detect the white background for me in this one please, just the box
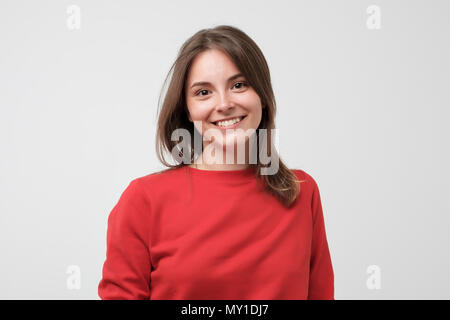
[0,0,449,299]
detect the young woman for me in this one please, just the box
[98,25,334,300]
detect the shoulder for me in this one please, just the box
[290,169,324,217]
[114,167,186,209]
[131,166,187,191]
[290,168,319,190]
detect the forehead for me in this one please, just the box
[187,49,241,83]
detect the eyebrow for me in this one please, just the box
[189,73,245,89]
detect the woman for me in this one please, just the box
[98,25,334,300]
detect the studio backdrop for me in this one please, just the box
[0,0,449,299]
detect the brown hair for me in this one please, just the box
[155,25,303,207]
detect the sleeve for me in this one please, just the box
[98,179,152,300]
[307,177,335,300]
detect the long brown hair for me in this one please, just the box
[155,25,303,207]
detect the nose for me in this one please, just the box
[215,91,235,113]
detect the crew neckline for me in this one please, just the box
[185,165,257,182]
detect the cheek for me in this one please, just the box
[239,91,262,111]
[248,112,262,130]
[242,94,262,121]
[186,101,212,135]
[187,101,211,121]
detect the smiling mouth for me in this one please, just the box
[211,115,247,127]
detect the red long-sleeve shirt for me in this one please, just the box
[98,166,334,299]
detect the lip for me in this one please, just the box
[211,115,247,123]
[210,115,247,130]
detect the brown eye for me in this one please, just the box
[234,82,247,89]
[196,89,209,97]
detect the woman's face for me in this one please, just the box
[185,49,263,155]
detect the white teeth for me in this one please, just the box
[216,117,242,127]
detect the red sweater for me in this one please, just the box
[98,166,334,300]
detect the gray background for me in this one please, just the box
[1,0,449,299]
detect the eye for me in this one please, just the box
[233,81,247,89]
[195,82,247,97]
[195,89,209,97]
